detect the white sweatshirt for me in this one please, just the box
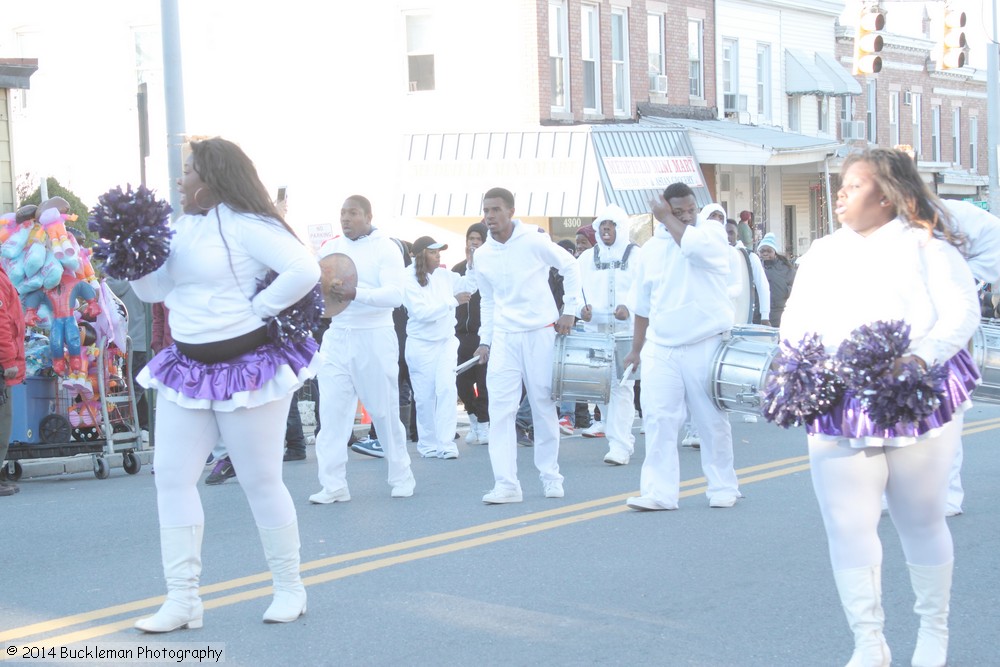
[402,264,477,342]
[629,219,733,347]
[576,217,640,334]
[318,229,405,330]
[130,205,319,344]
[474,220,582,346]
[780,218,979,365]
[943,199,1000,283]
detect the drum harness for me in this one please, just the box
[593,242,637,336]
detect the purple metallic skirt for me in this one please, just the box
[806,348,980,446]
[137,337,319,412]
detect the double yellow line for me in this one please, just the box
[4,417,997,651]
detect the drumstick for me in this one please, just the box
[455,357,480,375]
[619,363,635,386]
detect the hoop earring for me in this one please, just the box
[193,187,215,212]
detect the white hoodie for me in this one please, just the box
[629,216,733,346]
[474,219,582,346]
[576,204,640,333]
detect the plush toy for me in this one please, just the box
[23,271,101,385]
[38,206,77,262]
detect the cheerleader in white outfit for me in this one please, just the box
[779,148,980,667]
[130,138,320,631]
[403,236,477,459]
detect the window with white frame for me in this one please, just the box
[911,93,922,158]
[405,13,435,92]
[840,95,855,139]
[688,20,704,99]
[611,8,630,115]
[818,96,829,133]
[931,106,941,161]
[952,107,961,166]
[647,13,666,94]
[582,4,601,112]
[866,80,877,143]
[756,43,771,121]
[889,92,899,146]
[970,116,978,169]
[549,1,570,111]
[722,38,738,113]
[787,96,800,131]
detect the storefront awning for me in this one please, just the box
[641,117,840,167]
[397,125,712,218]
[786,50,860,97]
[0,58,38,89]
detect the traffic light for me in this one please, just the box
[936,10,967,70]
[853,8,885,75]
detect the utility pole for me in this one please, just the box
[160,0,185,218]
[988,0,999,213]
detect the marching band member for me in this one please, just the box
[576,204,641,465]
[622,183,741,511]
[472,187,581,503]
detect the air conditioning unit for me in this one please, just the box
[650,75,668,94]
[724,93,738,112]
[903,90,912,105]
[840,120,866,140]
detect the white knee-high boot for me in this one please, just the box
[135,525,204,633]
[909,561,952,667]
[258,521,307,623]
[833,565,892,667]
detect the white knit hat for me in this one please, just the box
[757,232,780,253]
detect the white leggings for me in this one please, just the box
[808,415,960,571]
[152,393,296,530]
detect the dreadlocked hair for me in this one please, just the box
[842,147,965,252]
[414,249,432,287]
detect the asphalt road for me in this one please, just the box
[1,404,998,667]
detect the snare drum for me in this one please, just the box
[551,332,614,403]
[613,332,639,381]
[710,335,780,415]
[729,324,780,343]
[971,320,1000,403]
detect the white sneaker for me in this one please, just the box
[309,486,351,504]
[391,472,416,498]
[438,449,459,460]
[681,431,700,447]
[482,486,523,504]
[581,421,605,438]
[709,494,739,508]
[558,416,574,435]
[603,451,629,466]
[543,480,564,498]
[465,415,479,444]
[626,495,677,511]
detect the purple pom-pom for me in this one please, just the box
[763,332,844,428]
[88,184,173,280]
[256,271,323,343]
[862,361,948,429]
[836,320,911,392]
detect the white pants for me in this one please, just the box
[486,328,562,491]
[153,393,295,529]
[599,379,636,457]
[406,336,460,457]
[946,440,964,513]
[808,415,961,571]
[314,327,412,491]
[638,335,739,507]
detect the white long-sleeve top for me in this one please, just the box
[943,199,1000,283]
[576,239,640,333]
[780,219,979,365]
[318,229,405,330]
[735,241,771,320]
[474,220,582,346]
[630,219,733,346]
[403,264,477,342]
[130,205,319,344]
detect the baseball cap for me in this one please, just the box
[411,235,448,255]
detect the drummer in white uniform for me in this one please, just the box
[576,204,641,465]
[622,183,741,510]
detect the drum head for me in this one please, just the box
[319,252,359,318]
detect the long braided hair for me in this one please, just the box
[413,249,433,287]
[842,147,965,251]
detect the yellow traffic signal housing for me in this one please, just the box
[853,9,885,75]
[937,10,967,70]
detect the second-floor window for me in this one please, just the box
[970,116,979,169]
[952,107,961,166]
[931,106,941,161]
[787,96,800,131]
[688,20,703,99]
[866,80,877,143]
[889,92,899,146]
[911,93,922,158]
[648,13,666,94]
[818,96,829,133]
[722,38,738,113]
[756,43,771,121]
[582,4,601,112]
[405,14,434,92]
[611,8,630,115]
[549,0,570,111]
